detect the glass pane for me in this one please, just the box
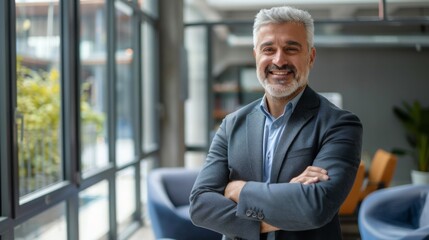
[184,26,207,147]
[79,180,109,240]
[15,202,66,239]
[140,157,155,222]
[138,0,158,18]
[15,0,63,197]
[79,0,109,174]
[115,2,135,166]
[141,22,159,152]
[116,167,136,234]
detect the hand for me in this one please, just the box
[224,180,246,203]
[290,166,329,184]
[260,221,280,233]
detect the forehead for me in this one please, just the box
[256,22,308,47]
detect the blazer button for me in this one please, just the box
[257,212,264,220]
[252,211,257,218]
[246,209,253,217]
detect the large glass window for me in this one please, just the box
[79,0,109,174]
[79,180,109,240]
[14,202,66,239]
[115,2,136,167]
[15,0,63,197]
[4,0,160,238]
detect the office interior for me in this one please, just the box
[0,0,428,239]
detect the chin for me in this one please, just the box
[258,74,308,99]
[265,81,300,98]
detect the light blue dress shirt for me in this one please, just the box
[259,91,304,182]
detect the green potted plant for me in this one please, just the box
[393,101,429,184]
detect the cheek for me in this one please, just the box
[294,58,311,71]
[257,57,271,69]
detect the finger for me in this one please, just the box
[302,169,329,180]
[305,166,328,174]
[291,176,316,184]
[292,174,329,184]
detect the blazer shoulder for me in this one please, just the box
[225,98,261,121]
[220,99,262,134]
[316,93,362,129]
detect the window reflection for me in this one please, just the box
[79,0,109,174]
[115,3,135,166]
[79,180,109,240]
[15,0,63,197]
[15,202,66,239]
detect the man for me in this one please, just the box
[189,6,362,240]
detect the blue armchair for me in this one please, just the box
[358,184,429,240]
[147,168,222,240]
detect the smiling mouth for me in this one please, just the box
[270,69,294,76]
[266,65,296,79]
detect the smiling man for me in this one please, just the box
[190,6,363,240]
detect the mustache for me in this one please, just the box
[265,64,297,76]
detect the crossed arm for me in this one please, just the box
[224,166,330,233]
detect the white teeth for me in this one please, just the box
[271,70,290,75]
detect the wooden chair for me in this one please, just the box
[339,161,366,215]
[339,162,366,238]
[359,149,397,201]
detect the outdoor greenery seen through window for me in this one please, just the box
[16,57,104,196]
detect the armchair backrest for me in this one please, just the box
[368,149,397,187]
[161,169,199,207]
[360,149,397,201]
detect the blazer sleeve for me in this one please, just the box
[236,111,363,231]
[189,116,261,240]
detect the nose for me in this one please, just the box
[273,50,288,66]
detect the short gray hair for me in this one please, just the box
[253,6,314,50]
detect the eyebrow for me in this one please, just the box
[259,41,274,50]
[259,40,303,50]
[286,40,302,48]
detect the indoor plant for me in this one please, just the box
[393,101,429,184]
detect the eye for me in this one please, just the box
[285,47,299,53]
[262,47,275,54]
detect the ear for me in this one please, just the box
[253,48,256,58]
[309,47,316,67]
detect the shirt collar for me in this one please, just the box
[259,89,305,120]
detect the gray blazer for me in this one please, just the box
[190,86,363,240]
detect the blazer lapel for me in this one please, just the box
[270,87,320,183]
[247,108,265,182]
